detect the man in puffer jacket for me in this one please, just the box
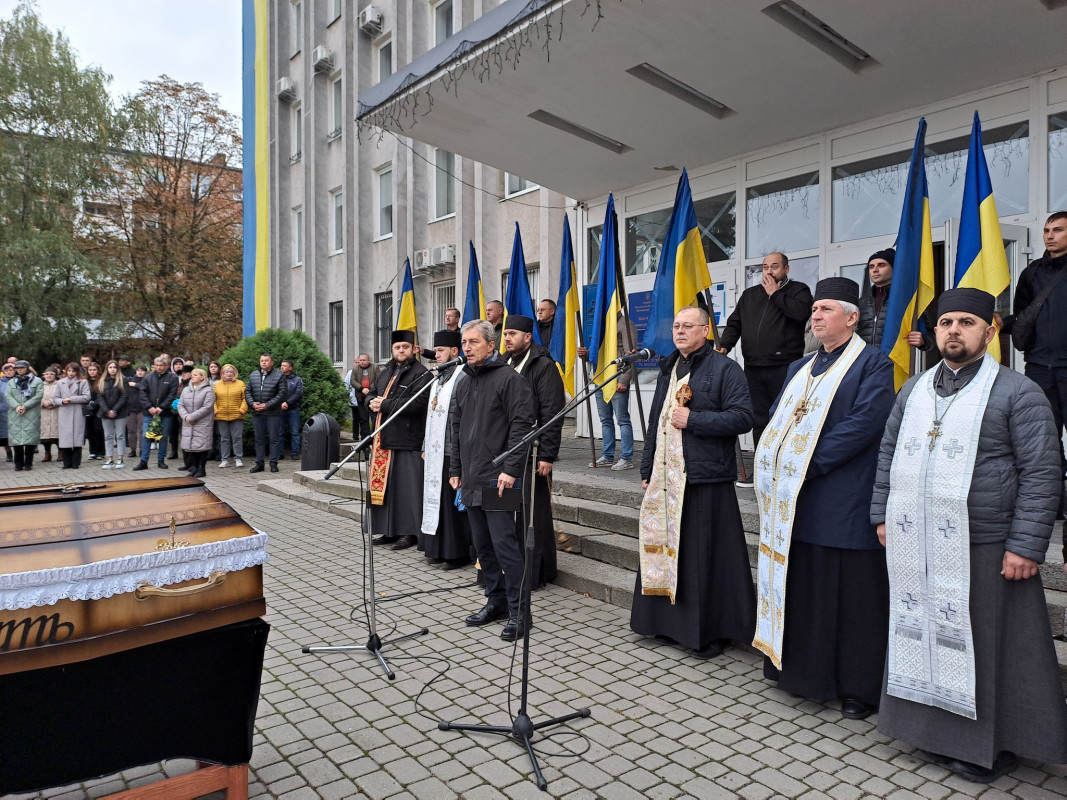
[244,353,286,473]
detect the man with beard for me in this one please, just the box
[367,331,432,550]
[872,288,1067,783]
[503,314,565,587]
[419,329,472,569]
[450,320,535,641]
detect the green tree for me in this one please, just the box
[0,2,121,365]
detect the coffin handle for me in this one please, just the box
[135,571,227,600]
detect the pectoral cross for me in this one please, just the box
[927,421,942,451]
[793,396,820,424]
[431,396,439,411]
[675,384,692,407]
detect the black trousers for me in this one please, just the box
[12,445,34,469]
[252,414,281,465]
[467,505,525,618]
[745,364,790,449]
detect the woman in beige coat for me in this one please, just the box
[39,367,60,462]
[56,363,90,469]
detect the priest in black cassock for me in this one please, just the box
[630,306,756,658]
[366,330,432,549]
[753,277,894,720]
[503,314,564,588]
[872,288,1067,783]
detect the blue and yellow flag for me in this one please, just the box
[241,0,270,335]
[588,195,622,402]
[882,118,936,391]
[396,258,419,346]
[642,168,712,354]
[501,222,538,352]
[461,241,485,324]
[550,215,581,390]
[953,111,1010,362]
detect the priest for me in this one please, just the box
[872,287,1067,783]
[419,329,472,569]
[630,306,756,657]
[754,277,894,720]
[366,330,432,549]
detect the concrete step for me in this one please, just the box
[551,495,640,538]
[554,550,635,610]
[258,477,363,521]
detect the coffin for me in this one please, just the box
[0,477,267,675]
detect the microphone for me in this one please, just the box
[433,354,467,370]
[611,348,655,366]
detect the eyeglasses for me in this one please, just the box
[672,323,708,331]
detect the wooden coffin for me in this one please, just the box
[0,477,267,675]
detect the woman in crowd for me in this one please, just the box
[168,357,186,459]
[84,361,105,459]
[56,363,90,468]
[39,367,60,462]
[96,359,128,469]
[0,361,13,463]
[178,367,216,478]
[7,360,43,471]
[208,360,222,385]
[213,363,246,468]
[125,363,146,461]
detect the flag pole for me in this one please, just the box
[574,308,598,467]
[610,216,647,440]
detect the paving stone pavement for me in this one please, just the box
[6,452,1067,799]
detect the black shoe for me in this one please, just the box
[841,699,877,720]
[133,462,148,471]
[947,751,1018,784]
[465,601,509,627]
[270,463,279,473]
[178,465,192,472]
[13,465,22,472]
[249,464,265,473]
[390,535,417,550]
[371,535,397,546]
[500,617,529,641]
[157,462,168,469]
[441,559,470,570]
[693,639,728,658]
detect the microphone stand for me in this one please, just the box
[303,367,442,679]
[436,367,626,790]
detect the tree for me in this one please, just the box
[0,2,121,365]
[89,77,243,360]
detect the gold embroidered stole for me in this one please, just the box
[752,334,866,668]
[637,366,689,602]
[369,370,400,506]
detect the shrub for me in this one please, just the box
[219,328,350,448]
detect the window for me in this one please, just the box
[625,191,736,276]
[330,190,344,253]
[376,37,393,83]
[331,0,342,23]
[190,174,211,200]
[434,149,456,218]
[291,0,302,55]
[374,292,393,360]
[746,171,819,258]
[329,76,343,139]
[329,302,344,362]
[587,224,604,284]
[433,283,456,330]
[292,207,304,266]
[293,309,303,331]
[1051,114,1067,212]
[376,166,393,238]
[434,0,454,45]
[505,173,538,197]
[290,104,302,163]
[500,266,539,306]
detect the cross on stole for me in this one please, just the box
[927,422,942,451]
[793,396,821,424]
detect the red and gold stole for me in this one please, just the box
[369,370,400,505]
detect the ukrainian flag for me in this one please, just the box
[588,195,622,402]
[241,0,270,334]
[501,222,538,352]
[461,241,486,324]
[396,258,419,346]
[642,168,712,355]
[882,118,936,391]
[550,215,581,390]
[953,111,1010,361]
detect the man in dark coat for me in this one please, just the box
[872,288,1067,784]
[133,356,179,470]
[344,353,380,441]
[857,247,934,351]
[535,299,556,347]
[278,359,304,459]
[754,278,895,721]
[503,314,565,587]
[630,306,756,658]
[367,330,432,550]
[718,251,813,455]
[245,353,286,473]
[450,319,535,641]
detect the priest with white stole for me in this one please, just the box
[754,277,895,721]
[871,287,1067,784]
[419,329,472,569]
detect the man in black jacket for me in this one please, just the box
[245,353,286,473]
[857,248,934,352]
[503,314,565,587]
[450,320,536,641]
[278,359,304,459]
[133,356,179,470]
[367,330,432,550]
[718,252,813,459]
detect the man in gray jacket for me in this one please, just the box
[245,353,286,473]
[871,288,1067,784]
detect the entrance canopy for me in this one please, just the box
[357,0,1067,201]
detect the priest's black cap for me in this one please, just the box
[433,329,461,348]
[937,288,995,324]
[503,314,534,334]
[391,330,416,345]
[813,277,860,306]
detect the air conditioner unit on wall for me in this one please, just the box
[430,244,456,267]
[358,5,383,35]
[312,45,334,73]
[276,76,296,101]
[413,249,432,271]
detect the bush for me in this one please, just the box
[219,328,350,448]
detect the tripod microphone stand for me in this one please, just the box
[437,368,624,790]
[303,367,441,680]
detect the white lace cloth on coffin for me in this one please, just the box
[0,531,269,611]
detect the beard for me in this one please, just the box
[938,338,984,365]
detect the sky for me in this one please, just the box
[0,0,244,119]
